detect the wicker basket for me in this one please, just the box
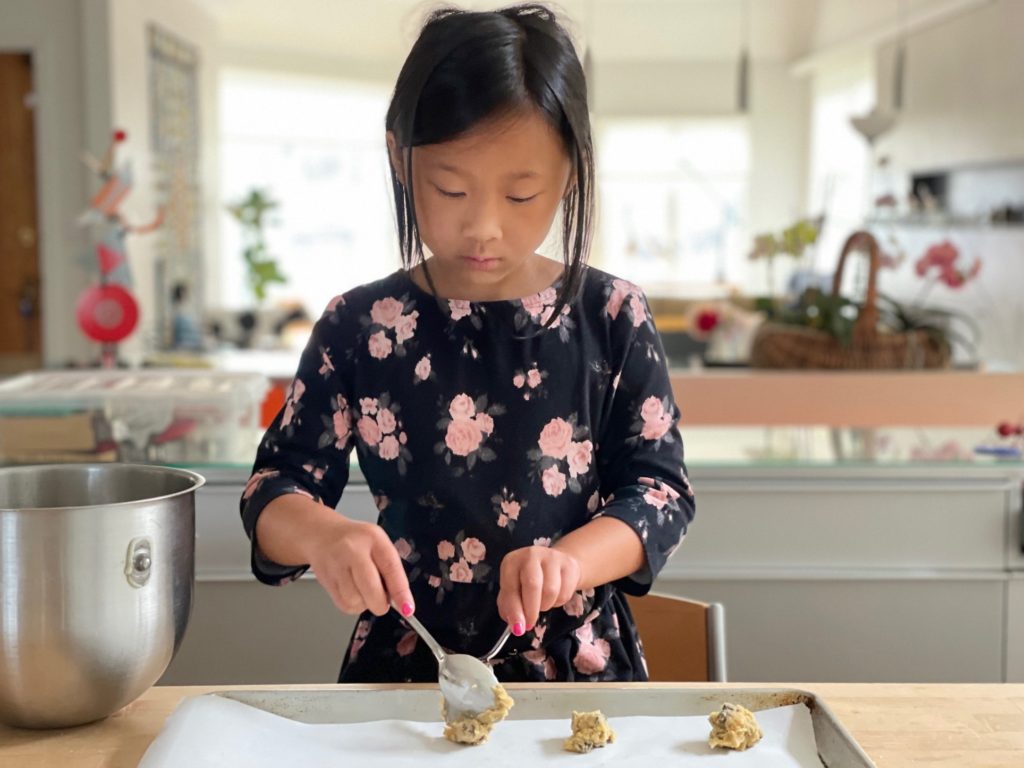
[749,231,952,370]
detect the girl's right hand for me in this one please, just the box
[304,517,415,618]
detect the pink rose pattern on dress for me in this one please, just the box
[427,531,494,604]
[513,285,576,342]
[242,269,694,683]
[512,365,548,401]
[354,392,412,474]
[435,392,505,476]
[491,488,526,532]
[529,414,594,497]
[363,294,419,360]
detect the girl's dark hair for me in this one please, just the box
[385,3,594,323]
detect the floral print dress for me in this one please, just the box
[240,266,695,682]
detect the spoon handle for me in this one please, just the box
[481,625,512,662]
[393,604,446,664]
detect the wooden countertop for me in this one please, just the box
[669,370,1024,426]
[1,683,1023,767]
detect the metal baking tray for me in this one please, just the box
[216,686,875,767]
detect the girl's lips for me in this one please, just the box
[462,255,499,270]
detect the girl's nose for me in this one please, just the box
[461,194,502,244]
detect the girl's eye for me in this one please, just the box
[508,194,538,204]
[435,186,465,199]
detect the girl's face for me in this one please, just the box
[389,107,573,298]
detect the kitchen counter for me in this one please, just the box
[2,683,1022,767]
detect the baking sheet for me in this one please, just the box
[139,689,834,767]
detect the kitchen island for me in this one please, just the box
[171,423,1024,686]
[1,683,1022,767]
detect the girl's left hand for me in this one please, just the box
[497,546,582,636]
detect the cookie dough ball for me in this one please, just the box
[443,684,515,746]
[708,702,762,751]
[563,710,616,753]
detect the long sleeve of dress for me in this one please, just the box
[592,286,695,595]
[239,297,357,585]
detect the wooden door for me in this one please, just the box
[0,53,42,374]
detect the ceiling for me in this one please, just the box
[203,0,820,65]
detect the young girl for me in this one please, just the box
[241,3,695,683]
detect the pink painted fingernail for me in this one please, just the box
[512,621,524,636]
[401,602,414,617]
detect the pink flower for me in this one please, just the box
[303,463,325,482]
[521,292,546,317]
[526,368,542,388]
[368,330,393,360]
[575,622,595,645]
[497,514,508,528]
[394,538,413,560]
[563,593,585,617]
[644,488,669,510]
[574,638,611,675]
[542,465,567,497]
[513,373,526,388]
[534,537,552,547]
[325,294,345,313]
[357,415,382,446]
[445,419,484,457]
[394,311,418,343]
[500,500,521,520]
[281,379,305,427]
[628,293,646,327]
[428,575,441,588]
[449,558,473,583]
[538,417,574,459]
[399,431,407,444]
[376,407,397,435]
[359,397,378,415]
[640,396,665,422]
[539,287,557,304]
[319,351,334,376]
[448,393,476,421]
[642,414,672,441]
[370,296,404,328]
[437,540,456,560]
[333,398,351,448]
[378,434,400,460]
[415,356,431,381]
[462,537,486,565]
[449,299,472,321]
[243,469,279,500]
[567,440,593,479]
[606,291,625,320]
[397,629,417,656]
[606,279,637,320]
[475,412,494,435]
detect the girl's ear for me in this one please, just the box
[386,132,407,187]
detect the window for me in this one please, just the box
[219,70,397,317]
[596,118,750,295]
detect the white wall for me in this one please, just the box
[875,0,1024,170]
[0,0,92,365]
[103,0,221,362]
[0,0,219,366]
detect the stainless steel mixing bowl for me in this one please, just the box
[0,463,204,728]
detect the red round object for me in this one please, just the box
[113,129,127,142]
[76,284,139,343]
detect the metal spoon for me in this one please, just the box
[396,607,512,721]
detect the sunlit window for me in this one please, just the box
[595,118,750,295]
[219,70,398,316]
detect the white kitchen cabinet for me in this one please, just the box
[172,462,1024,685]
